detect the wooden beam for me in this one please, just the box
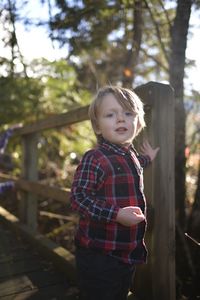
[16,179,71,204]
[135,82,175,300]
[14,105,89,136]
[20,133,38,230]
[39,211,77,222]
[0,173,70,204]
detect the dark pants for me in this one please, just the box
[75,247,135,300]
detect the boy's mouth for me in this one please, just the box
[115,127,128,132]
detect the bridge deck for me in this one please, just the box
[0,221,78,299]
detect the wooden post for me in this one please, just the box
[134,82,175,300]
[19,133,38,231]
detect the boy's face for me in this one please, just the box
[95,93,139,147]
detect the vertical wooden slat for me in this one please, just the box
[151,83,175,300]
[20,133,38,231]
[135,82,175,300]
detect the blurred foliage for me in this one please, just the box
[48,0,175,90]
[36,121,95,187]
[185,90,200,153]
[0,57,95,180]
[0,0,199,188]
[0,76,43,125]
[28,58,92,113]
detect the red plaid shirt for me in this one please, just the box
[70,138,151,265]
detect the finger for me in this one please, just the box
[143,140,150,148]
[155,147,160,154]
[132,206,142,214]
[140,145,147,153]
[133,213,145,221]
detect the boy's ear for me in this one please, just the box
[95,127,101,134]
[93,123,101,135]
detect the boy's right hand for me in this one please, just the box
[116,206,145,226]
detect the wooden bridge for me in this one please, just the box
[0,82,175,300]
[0,213,77,299]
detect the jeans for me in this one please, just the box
[75,247,135,300]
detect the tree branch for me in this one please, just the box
[143,0,170,64]
[140,47,169,72]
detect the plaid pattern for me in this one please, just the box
[70,138,151,265]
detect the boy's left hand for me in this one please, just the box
[140,140,159,162]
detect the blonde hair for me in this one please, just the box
[88,85,146,140]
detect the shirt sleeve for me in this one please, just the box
[137,154,151,168]
[70,150,119,223]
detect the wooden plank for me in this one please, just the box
[134,82,175,300]
[19,133,38,230]
[16,179,70,204]
[0,257,45,279]
[0,222,75,298]
[39,210,77,222]
[0,275,35,296]
[150,83,175,300]
[0,268,69,296]
[0,173,70,204]
[14,105,89,135]
[0,206,77,284]
[0,250,38,264]
[1,283,77,300]
[0,229,39,264]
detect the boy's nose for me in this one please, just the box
[117,113,125,122]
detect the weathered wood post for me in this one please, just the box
[20,133,38,231]
[134,82,175,300]
[15,105,89,230]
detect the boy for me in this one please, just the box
[70,86,159,300]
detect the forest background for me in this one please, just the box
[0,0,200,299]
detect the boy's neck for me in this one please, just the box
[99,137,133,149]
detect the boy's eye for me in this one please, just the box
[105,113,114,117]
[125,111,133,116]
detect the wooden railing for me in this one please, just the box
[0,81,175,300]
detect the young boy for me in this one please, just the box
[70,86,159,300]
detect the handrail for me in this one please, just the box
[0,173,70,204]
[14,105,89,135]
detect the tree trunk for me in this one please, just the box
[169,0,192,228]
[122,0,143,87]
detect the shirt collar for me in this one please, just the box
[98,137,135,156]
